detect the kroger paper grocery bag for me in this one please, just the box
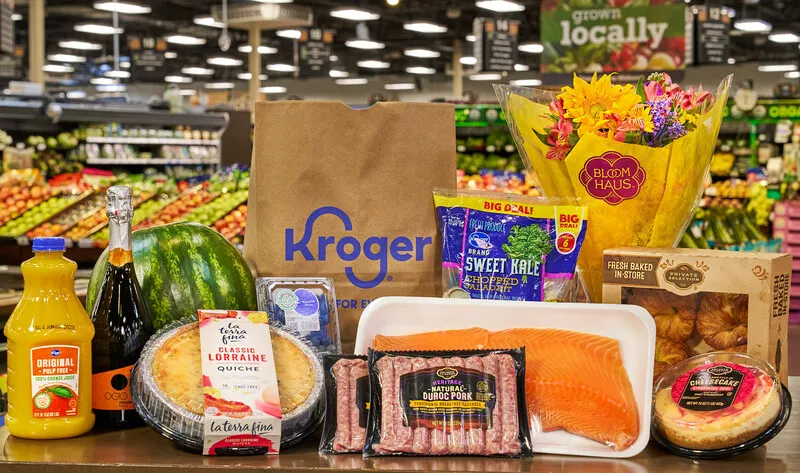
[245,101,456,343]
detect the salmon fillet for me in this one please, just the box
[371,327,638,451]
[490,328,638,450]
[372,327,491,352]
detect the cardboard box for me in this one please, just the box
[602,248,790,384]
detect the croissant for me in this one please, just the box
[697,293,748,349]
[722,344,747,353]
[626,288,699,342]
[654,337,691,380]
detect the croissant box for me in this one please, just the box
[602,248,790,384]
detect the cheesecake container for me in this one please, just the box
[651,352,791,459]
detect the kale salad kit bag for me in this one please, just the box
[245,102,456,344]
[433,190,588,302]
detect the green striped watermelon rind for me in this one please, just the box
[86,221,257,330]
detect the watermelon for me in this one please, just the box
[86,222,257,329]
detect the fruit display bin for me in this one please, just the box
[0,190,96,239]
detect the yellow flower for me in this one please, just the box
[559,73,642,137]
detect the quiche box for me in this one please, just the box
[602,248,790,384]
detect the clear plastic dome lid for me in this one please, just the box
[652,352,786,455]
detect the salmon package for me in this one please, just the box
[363,348,533,458]
[320,355,369,454]
[433,189,588,302]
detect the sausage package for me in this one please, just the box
[363,348,533,458]
[433,189,588,302]
[320,355,369,454]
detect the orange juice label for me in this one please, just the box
[30,346,80,418]
[92,365,135,411]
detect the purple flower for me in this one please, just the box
[644,98,687,147]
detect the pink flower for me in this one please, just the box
[678,85,712,110]
[546,114,574,161]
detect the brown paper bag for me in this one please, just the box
[244,101,456,343]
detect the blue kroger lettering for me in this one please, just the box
[285,206,432,289]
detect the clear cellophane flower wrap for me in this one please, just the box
[494,74,732,302]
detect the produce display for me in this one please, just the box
[652,353,787,457]
[0,194,82,237]
[133,190,217,230]
[85,222,258,330]
[26,191,108,238]
[183,189,248,226]
[681,201,769,250]
[0,185,52,227]
[87,196,175,242]
[363,348,533,457]
[457,170,539,196]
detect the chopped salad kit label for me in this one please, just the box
[434,190,588,301]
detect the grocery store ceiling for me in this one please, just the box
[10,0,800,83]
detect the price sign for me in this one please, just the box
[474,18,519,72]
[298,29,334,77]
[695,6,730,65]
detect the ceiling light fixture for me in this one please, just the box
[42,64,74,73]
[120,61,130,68]
[358,60,390,69]
[406,66,435,74]
[105,70,131,78]
[470,72,502,81]
[207,56,244,67]
[387,0,399,5]
[58,40,102,50]
[403,21,448,34]
[90,77,118,85]
[404,48,440,58]
[385,82,416,90]
[179,89,197,96]
[47,53,86,63]
[727,57,736,64]
[330,7,380,21]
[252,0,293,3]
[204,82,235,90]
[768,32,800,43]
[510,79,542,86]
[785,71,800,79]
[165,75,193,83]
[733,19,772,33]
[194,16,225,28]
[266,63,297,72]
[475,0,525,13]
[466,35,477,42]
[11,14,21,21]
[758,64,797,72]
[329,69,350,78]
[276,29,302,39]
[165,52,177,59]
[96,84,127,92]
[74,24,123,35]
[93,1,151,14]
[459,56,478,65]
[514,63,530,71]
[66,90,87,99]
[260,86,288,93]
[335,78,368,85]
[238,45,278,54]
[345,39,385,50]
[166,35,207,46]
[181,66,214,75]
[518,43,544,53]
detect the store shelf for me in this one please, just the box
[86,158,219,165]
[50,102,229,128]
[86,137,221,146]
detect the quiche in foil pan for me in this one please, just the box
[131,320,325,452]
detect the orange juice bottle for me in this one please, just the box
[4,237,95,438]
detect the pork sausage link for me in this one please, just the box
[332,359,352,452]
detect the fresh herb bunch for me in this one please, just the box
[502,225,554,261]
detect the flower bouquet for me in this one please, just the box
[495,72,732,301]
